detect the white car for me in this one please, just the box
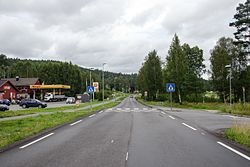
[66,97,76,104]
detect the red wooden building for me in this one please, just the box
[4,77,41,99]
[0,80,18,100]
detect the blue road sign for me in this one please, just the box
[167,83,175,92]
[88,86,95,93]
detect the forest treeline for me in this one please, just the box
[0,55,137,96]
[138,0,250,103]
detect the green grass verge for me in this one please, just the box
[137,97,250,116]
[225,122,250,148]
[0,98,125,149]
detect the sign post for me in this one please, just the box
[167,83,175,112]
[88,86,95,111]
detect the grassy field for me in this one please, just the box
[225,122,250,148]
[0,98,124,149]
[137,98,250,116]
[0,99,113,118]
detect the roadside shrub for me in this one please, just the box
[95,90,113,101]
[225,122,250,148]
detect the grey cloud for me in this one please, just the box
[0,0,244,75]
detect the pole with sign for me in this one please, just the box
[167,83,175,111]
[88,86,95,111]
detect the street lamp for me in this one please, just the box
[225,64,232,112]
[102,63,106,102]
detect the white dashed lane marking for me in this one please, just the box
[70,120,82,126]
[217,141,250,161]
[89,114,96,118]
[168,115,175,120]
[182,123,197,131]
[126,152,129,161]
[20,133,54,149]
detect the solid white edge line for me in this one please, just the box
[169,115,175,120]
[89,114,96,118]
[217,141,250,161]
[182,123,197,131]
[161,111,166,115]
[20,133,54,149]
[70,120,82,126]
[126,152,129,161]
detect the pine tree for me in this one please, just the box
[230,0,250,62]
[164,34,187,103]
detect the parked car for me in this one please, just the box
[66,97,76,104]
[19,99,47,108]
[0,99,10,106]
[0,105,9,111]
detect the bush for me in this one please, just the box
[156,93,168,101]
[95,90,113,101]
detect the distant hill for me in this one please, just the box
[0,54,137,95]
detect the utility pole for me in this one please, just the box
[102,63,106,102]
[225,65,232,113]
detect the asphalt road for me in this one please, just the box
[0,97,249,167]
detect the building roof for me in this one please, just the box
[0,80,6,87]
[4,78,40,86]
[0,80,19,91]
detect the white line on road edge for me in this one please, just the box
[217,141,250,161]
[168,115,175,120]
[126,152,129,161]
[182,123,197,131]
[161,111,166,115]
[20,133,54,149]
[89,114,96,118]
[70,120,82,126]
[99,111,104,114]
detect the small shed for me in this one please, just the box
[76,92,90,103]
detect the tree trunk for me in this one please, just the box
[178,89,182,104]
[223,93,227,104]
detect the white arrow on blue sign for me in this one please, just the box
[88,86,95,93]
[167,83,175,92]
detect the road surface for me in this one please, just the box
[0,97,249,167]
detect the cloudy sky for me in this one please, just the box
[0,0,243,75]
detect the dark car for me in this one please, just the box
[19,99,47,108]
[0,105,9,111]
[0,99,11,106]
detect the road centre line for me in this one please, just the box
[126,152,129,161]
[89,114,96,118]
[168,115,175,120]
[217,141,250,161]
[70,120,82,126]
[20,133,54,149]
[182,123,197,131]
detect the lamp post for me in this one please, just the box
[225,65,232,112]
[89,68,94,111]
[102,63,106,102]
